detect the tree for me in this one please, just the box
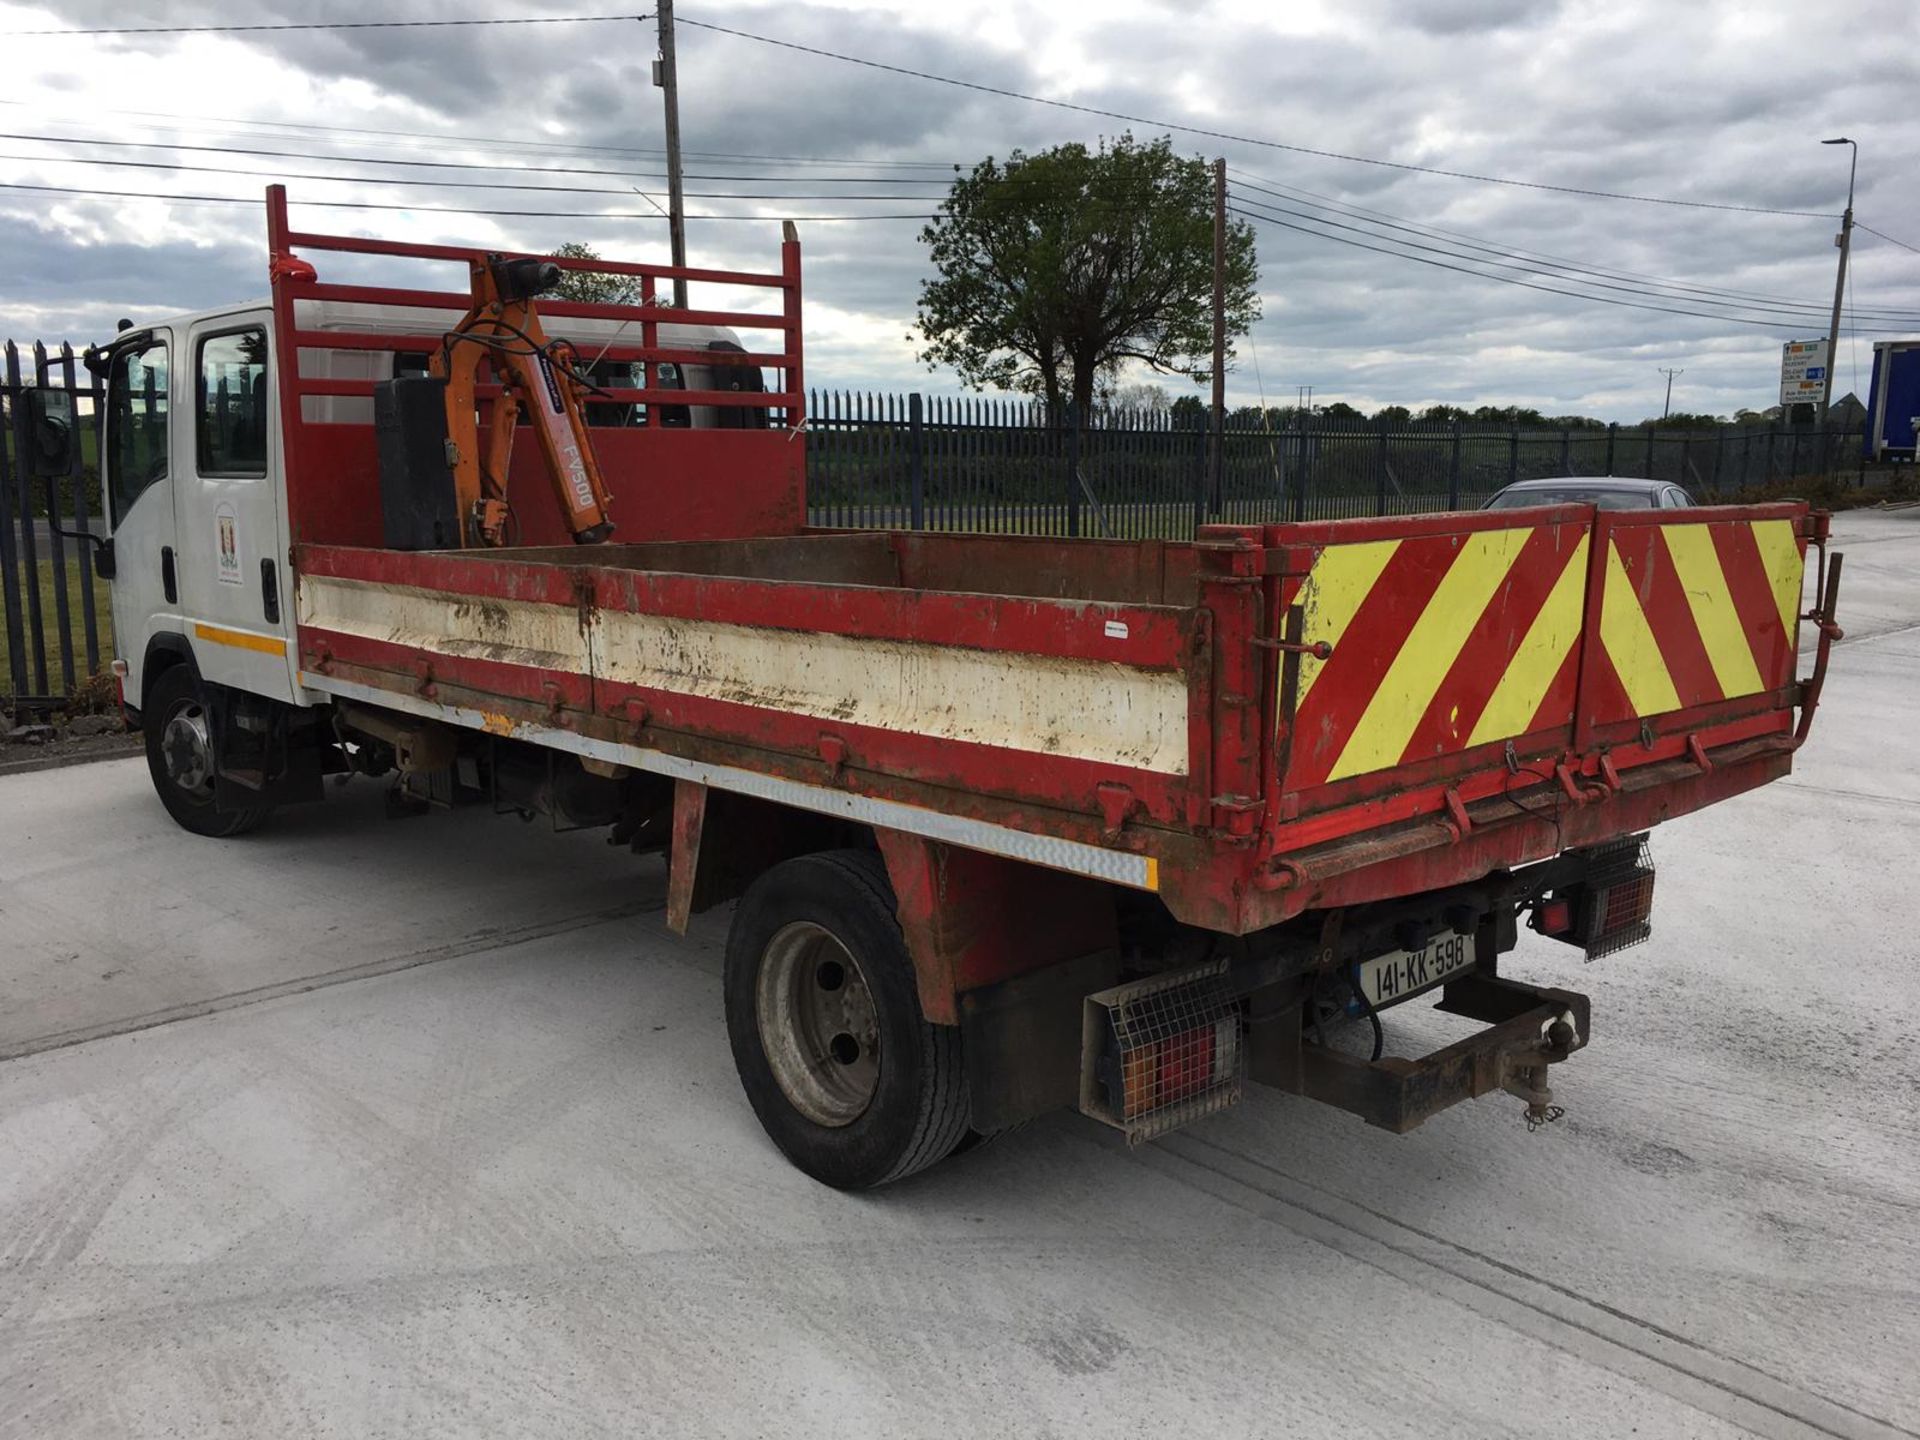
[1373,404,1411,427]
[1645,410,1725,429]
[1419,403,1468,425]
[915,135,1260,419]
[1470,404,1548,427]
[1102,381,1172,414]
[547,242,641,306]
[1170,394,1208,430]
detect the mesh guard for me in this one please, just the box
[1080,959,1245,1144]
[1582,835,1655,960]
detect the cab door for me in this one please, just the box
[102,330,180,708]
[172,317,294,701]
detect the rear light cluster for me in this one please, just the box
[1534,836,1656,960]
[1600,869,1656,937]
[1082,959,1244,1143]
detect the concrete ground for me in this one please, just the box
[1,511,1915,1439]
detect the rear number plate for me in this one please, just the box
[1355,933,1479,1009]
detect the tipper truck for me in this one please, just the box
[35,187,1845,1188]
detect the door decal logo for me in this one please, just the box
[215,504,242,586]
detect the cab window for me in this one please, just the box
[106,338,170,525]
[198,328,268,476]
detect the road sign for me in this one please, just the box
[1780,339,1829,405]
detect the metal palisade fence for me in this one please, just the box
[804,391,1866,537]
[2,340,106,708]
[0,341,1872,705]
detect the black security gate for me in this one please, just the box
[806,392,1869,538]
[2,340,107,708]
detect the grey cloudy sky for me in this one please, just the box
[2,0,1917,421]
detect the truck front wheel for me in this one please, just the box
[724,850,970,1189]
[142,666,270,838]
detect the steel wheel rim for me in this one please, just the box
[756,921,880,1127]
[160,699,214,797]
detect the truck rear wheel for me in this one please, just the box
[142,666,270,838]
[724,850,970,1189]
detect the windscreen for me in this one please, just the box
[1488,486,1655,511]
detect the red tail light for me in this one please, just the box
[1600,870,1655,934]
[1535,898,1574,936]
[1538,838,1655,960]
[1087,962,1245,1142]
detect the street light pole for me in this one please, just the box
[1659,366,1683,418]
[1208,157,1225,519]
[655,0,688,306]
[1819,137,1856,422]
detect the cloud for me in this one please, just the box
[0,0,1914,422]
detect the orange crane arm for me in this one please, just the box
[430,254,617,547]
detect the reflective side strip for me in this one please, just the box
[193,621,288,657]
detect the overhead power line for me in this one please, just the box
[0,147,954,202]
[1858,222,1920,257]
[1231,168,1920,321]
[0,131,952,186]
[0,99,959,170]
[1,13,649,36]
[0,180,928,222]
[1227,202,1915,335]
[675,15,1834,219]
[1228,173,1920,323]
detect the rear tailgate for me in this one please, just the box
[1574,505,1805,746]
[1254,501,1812,892]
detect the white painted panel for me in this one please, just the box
[591,608,1191,775]
[298,575,590,672]
[300,573,1191,776]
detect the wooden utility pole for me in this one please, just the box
[655,0,688,306]
[1208,156,1226,519]
[1659,366,1683,418]
[1818,138,1857,422]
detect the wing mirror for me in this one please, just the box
[21,386,78,479]
[21,386,114,574]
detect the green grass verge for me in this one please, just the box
[1,560,113,698]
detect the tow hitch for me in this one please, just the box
[1501,1010,1581,1131]
[1251,972,1591,1135]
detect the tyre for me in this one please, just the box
[724,850,971,1189]
[142,666,270,838]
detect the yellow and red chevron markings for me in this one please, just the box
[1283,514,1804,789]
[1585,517,1803,729]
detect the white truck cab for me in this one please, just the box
[99,306,296,720]
[90,299,756,834]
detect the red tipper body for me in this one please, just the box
[268,188,1827,941]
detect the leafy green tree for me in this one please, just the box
[1373,404,1411,426]
[1645,411,1726,429]
[1419,403,1468,424]
[547,242,641,306]
[1470,404,1549,426]
[1170,394,1208,429]
[1319,401,1364,421]
[915,135,1260,419]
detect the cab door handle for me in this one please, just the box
[260,559,280,624]
[161,545,177,604]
